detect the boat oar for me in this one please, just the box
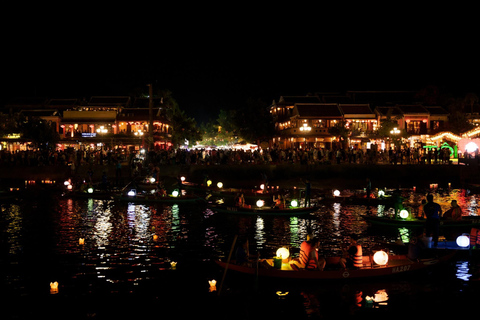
[218,234,238,296]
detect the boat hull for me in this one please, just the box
[216,252,455,280]
[209,204,317,216]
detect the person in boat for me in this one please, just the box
[423,194,442,247]
[416,199,427,219]
[339,235,363,269]
[235,238,255,267]
[274,194,285,210]
[407,231,427,261]
[291,235,326,271]
[365,178,372,199]
[302,178,311,207]
[443,200,462,221]
[235,193,246,207]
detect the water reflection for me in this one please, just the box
[1,188,479,317]
[2,203,23,255]
[456,260,472,281]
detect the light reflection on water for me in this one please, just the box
[1,188,479,317]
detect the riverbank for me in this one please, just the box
[1,162,479,191]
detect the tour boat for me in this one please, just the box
[208,203,318,216]
[363,215,480,228]
[215,251,455,280]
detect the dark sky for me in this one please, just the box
[2,11,479,123]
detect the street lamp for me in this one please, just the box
[390,127,400,135]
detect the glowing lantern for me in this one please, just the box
[208,279,217,292]
[50,282,59,294]
[256,199,265,208]
[172,190,179,197]
[170,261,177,270]
[276,247,290,260]
[149,177,156,183]
[374,289,389,302]
[67,184,73,190]
[456,234,470,248]
[180,176,186,182]
[260,184,265,190]
[373,250,389,265]
[333,190,340,197]
[153,234,159,241]
[465,141,479,153]
[206,180,212,187]
[217,182,223,189]
[378,190,385,197]
[79,238,85,245]
[64,180,70,186]
[399,209,409,219]
[87,187,94,194]
[291,199,298,207]
[127,189,136,197]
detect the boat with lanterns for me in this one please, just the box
[363,215,480,228]
[116,179,204,203]
[216,247,456,280]
[209,203,318,216]
[208,197,318,216]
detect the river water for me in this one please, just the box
[1,187,479,319]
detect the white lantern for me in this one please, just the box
[333,190,341,197]
[87,187,94,194]
[456,234,470,248]
[172,190,179,197]
[399,209,409,219]
[217,182,223,189]
[276,247,290,260]
[127,189,136,197]
[373,250,389,265]
[378,190,385,197]
[291,199,298,207]
[256,199,265,207]
[181,176,186,182]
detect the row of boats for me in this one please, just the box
[61,175,479,281]
[63,175,480,227]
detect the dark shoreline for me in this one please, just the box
[1,162,479,191]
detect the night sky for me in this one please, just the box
[2,12,478,124]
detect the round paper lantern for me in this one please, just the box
[276,247,290,260]
[333,190,341,197]
[399,209,409,219]
[373,250,389,265]
[172,190,179,197]
[290,199,298,207]
[217,182,223,189]
[456,234,470,248]
[256,199,264,207]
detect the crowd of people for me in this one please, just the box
[0,144,462,169]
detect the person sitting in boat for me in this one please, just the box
[443,200,462,221]
[235,193,246,207]
[291,235,326,271]
[274,195,285,210]
[235,238,255,267]
[339,235,363,269]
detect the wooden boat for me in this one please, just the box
[215,251,455,280]
[363,215,480,228]
[208,203,318,216]
[117,192,204,203]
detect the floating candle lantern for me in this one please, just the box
[50,282,59,294]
